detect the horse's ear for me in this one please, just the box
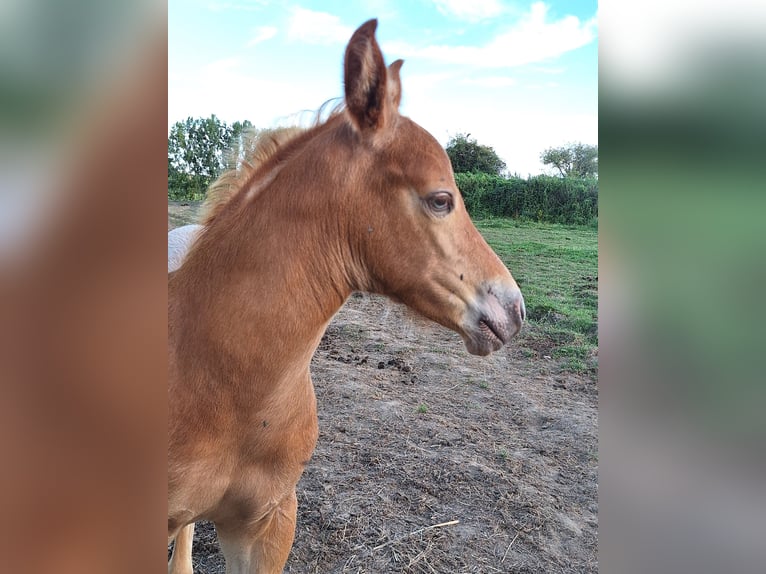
[387,59,404,109]
[344,19,391,132]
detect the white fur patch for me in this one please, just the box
[168,224,203,272]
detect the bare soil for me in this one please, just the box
[169,209,598,573]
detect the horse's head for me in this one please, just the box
[339,20,525,356]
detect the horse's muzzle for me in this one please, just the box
[462,285,525,356]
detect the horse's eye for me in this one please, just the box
[426,192,453,215]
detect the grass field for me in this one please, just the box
[475,218,598,375]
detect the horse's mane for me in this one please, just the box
[199,126,307,225]
[199,101,345,226]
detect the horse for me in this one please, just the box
[168,224,203,272]
[168,19,525,574]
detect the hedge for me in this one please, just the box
[455,172,598,226]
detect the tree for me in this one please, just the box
[168,116,254,199]
[445,133,507,176]
[540,142,598,178]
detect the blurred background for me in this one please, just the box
[600,1,766,572]
[0,1,764,572]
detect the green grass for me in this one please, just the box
[475,218,598,375]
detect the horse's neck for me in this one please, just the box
[170,199,353,387]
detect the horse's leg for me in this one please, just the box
[168,523,195,574]
[217,490,298,574]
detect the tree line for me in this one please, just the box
[445,133,597,225]
[168,116,598,225]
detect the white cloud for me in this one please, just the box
[431,0,505,22]
[400,71,455,98]
[462,76,517,87]
[247,25,277,46]
[401,2,596,68]
[168,57,335,131]
[287,8,353,45]
[530,65,566,75]
[357,0,400,21]
[522,80,562,90]
[399,67,596,176]
[207,0,269,12]
[417,103,597,177]
[203,57,241,73]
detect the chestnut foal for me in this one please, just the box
[168,19,525,574]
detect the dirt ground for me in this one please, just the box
[169,208,598,573]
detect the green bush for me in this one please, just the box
[454,173,598,225]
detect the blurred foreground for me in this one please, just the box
[0,2,167,572]
[600,1,766,573]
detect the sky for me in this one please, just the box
[169,0,597,177]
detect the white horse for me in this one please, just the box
[168,224,203,272]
